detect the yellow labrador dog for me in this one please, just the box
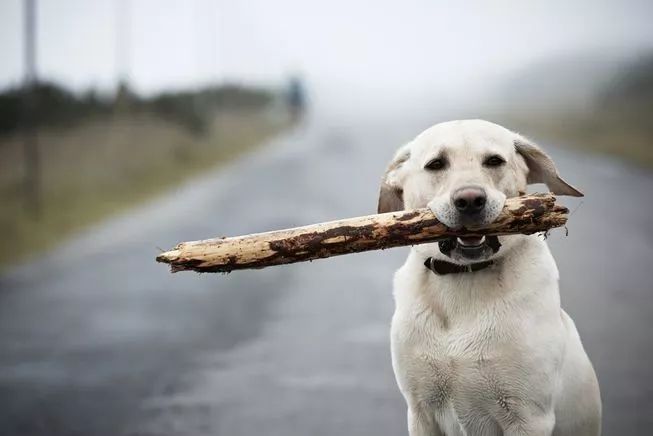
[379,120,601,436]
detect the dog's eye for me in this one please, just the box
[483,155,506,167]
[425,158,447,171]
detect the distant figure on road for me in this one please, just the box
[286,75,306,121]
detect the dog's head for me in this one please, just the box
[378,119,582,264]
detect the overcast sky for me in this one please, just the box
[1,0,652,102]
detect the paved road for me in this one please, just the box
[0,109,652,436]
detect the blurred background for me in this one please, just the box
[0,1,651,435]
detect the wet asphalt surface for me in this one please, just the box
[0,109,652,436]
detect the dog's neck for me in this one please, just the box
[400,236,559,329]
[414,234,537,281]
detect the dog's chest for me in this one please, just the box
[396,321,494,405]
[392,312,520,432]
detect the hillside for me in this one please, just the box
[488,50,653,166]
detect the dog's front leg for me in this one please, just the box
[502,413,555,436]
[407,407,442,436]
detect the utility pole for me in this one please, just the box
[210,1,220,84]
[23,0,40,216]
[115,0,131,107]
[116,0,131,83]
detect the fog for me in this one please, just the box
[2,2,653,435]
[2,0,653,110]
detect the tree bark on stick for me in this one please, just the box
[156,193,568,273]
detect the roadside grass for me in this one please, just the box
[487,106,653,168]
[0,108,290,267]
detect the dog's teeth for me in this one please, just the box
[457,236,485,247]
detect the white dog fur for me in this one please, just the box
[379,120,601,436]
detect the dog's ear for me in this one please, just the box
[378,146,411,213]
[514,138,584,197]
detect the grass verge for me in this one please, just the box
[0,108,291,267]
[488,106,653,168]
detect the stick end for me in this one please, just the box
[156,249,180,264]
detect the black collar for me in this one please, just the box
[424,257,494,276]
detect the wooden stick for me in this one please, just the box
[156,193,568,273]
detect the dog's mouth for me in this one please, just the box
[438,235,501,262]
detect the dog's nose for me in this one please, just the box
[452,186,487,215]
